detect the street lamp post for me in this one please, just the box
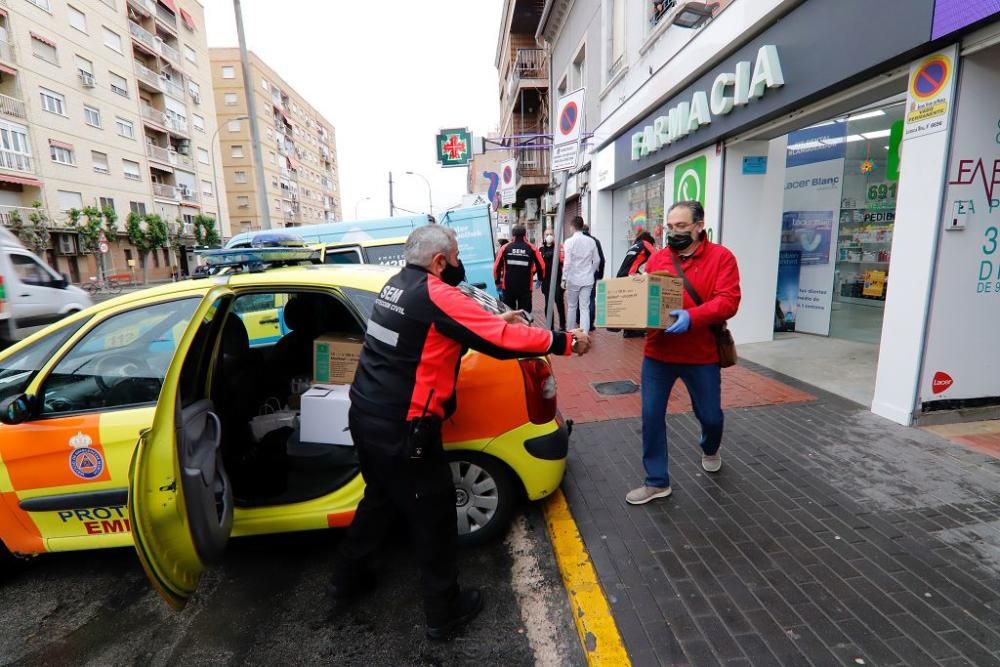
[354,196,372,219]
[404,171,433,218]
[210,115,249,232]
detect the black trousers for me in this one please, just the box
[541,282,566,330]
[335,407,458,611]
[501,290,533,313]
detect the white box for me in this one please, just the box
[299,384,353,446]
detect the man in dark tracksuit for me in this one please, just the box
[583,224,606,329]
[494,225,545,312]
[336,224,589,639]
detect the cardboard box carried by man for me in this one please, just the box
[595,273,684,330]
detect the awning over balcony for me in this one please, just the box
[287,156,300,171]
[48,139,74,150]
[30,32,56,47]
[0,173,42,188]
[158,0,177,13]
[179,8,196,30]
[0,63,17,76]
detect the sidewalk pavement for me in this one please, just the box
[561,357,1000,666]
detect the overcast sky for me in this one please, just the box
[202,0,503,221]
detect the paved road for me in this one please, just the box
[0,509,582,666]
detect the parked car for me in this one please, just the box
[0,250,569,609]
[0,227,92,344]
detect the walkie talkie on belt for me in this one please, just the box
[408,390,436,460]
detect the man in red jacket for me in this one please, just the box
[625,201,741,505]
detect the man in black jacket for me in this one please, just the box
[583,224,605,330]
[336,224,590,639]
[494,225,546,312]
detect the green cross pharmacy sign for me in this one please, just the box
[436,128,472,168]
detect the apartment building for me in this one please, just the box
[494,0,549,241]
[210,48,341,235]
[0,0,224,283]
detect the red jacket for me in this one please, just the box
[643,240,741,365]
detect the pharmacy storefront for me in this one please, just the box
[593,0,1000,424]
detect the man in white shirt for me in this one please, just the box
[562,215,601,333]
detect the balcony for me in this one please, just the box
[0,149,34,174]
[155,5,178,32]
[134,63,163,92]
[163,114,188,136]
[140,104,167,129]
[145,142,173,164]
[160,76,184,100]
[517,147,550,183]
[127,0,155,17]
[505,49,548,99]
[157,39,180,65]
[179,188,199,204]
[0,39,15,65]
[129,21,158,53]
[0,205,49,228]
[152,183,178,199]
[0,93,26,120]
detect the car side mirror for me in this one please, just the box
[0,394,35,425]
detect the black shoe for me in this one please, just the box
[425,589,483,640]
[330,571,376,601]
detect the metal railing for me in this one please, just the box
[0,149,34,174]
[0,93,27,120]
[506,48,547,100]
[155,4,177,30]
[158,39,180,64]
[134,62,162,91]
[152,183,178,199]
[163,114,188,135]
[126,0,155,17]
[0,205,46,228]
[145,142,172,163]
[160,76,184,99]
[129,21,158,52]
[0,39,16,64]
[517,147,550,179]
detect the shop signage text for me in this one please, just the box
[631,45,784,161]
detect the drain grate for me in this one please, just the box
[592,380,639,396]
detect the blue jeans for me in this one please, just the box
[641,357,724,488]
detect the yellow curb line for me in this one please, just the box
[543,489,632,666]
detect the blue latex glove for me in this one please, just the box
[664,309,691,334]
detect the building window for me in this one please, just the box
[201,180,213,197]
[192,114,205,132]
[239,220,251,232]
[92,150,109,173]
[572,46,586,90]
[237,195,249,208]
[109,71,128,97]
[269,151,276,165]
[122,159,141,181]
[99,0,115,9]
[57,190,84,211]
[129,202,146,216]
[231,145,244,158]
[75,54,94,76]
[123,248,134,265]
[228,119,241,132]
[115,117,135,139]
[102,26,122,53]
[188,80,201,99]
[50,143,75,166]
[261,78,269,91]
[224,92,237,106]
[84,105,102,128]
[31,34,58,64]
[26,0,51,10]
[184,45,196,64]
[234,170,247,183]
[99,196,115,212]
[609,0,625,77]
[221,65,235,79]
[67,5,87,33]
[197,147,210,164]
[39,88,66,115]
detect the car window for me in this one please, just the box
[339,287,376,321]
[10,253,58,287]
[325,248,362,265]
[39,298,200,416]
[364,243,406,267]
[0,318,88,402]
[230,293,275,314]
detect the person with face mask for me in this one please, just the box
[494,225,546,313]
[625,201,741,506]
[539,232,566,330]
[617,231,658,339]
[340,224,591,639]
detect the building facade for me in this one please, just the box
[210,48,341,235]
[542,0,1000,426]
[0,0,225,283]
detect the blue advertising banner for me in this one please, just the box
[781,211,834,265]
[775,250,802,332]
[785,123,848,168]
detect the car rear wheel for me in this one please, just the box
[448,452,515,547]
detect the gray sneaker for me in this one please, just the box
[625,485,672,505]
[702,454,722,473]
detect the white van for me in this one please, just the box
[0,226,91,342]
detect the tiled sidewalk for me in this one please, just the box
[564,362,1000,666]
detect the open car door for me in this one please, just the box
[128,288,234,609]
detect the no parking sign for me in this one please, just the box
[552,88,585,172]
[500,158,517,205]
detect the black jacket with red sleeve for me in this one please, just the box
[616,239,656,277]
[350,264,573,422]
[493,239,546,294]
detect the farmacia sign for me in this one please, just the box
[631,45,785,161]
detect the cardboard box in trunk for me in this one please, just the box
[595,273,684,329]
[300,384,353,446]
[313,334,363,385]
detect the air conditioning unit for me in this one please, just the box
[176,139,190,155]
[542,193,557,213]
[78,71,96,88]
[178,184,192,197]
[57,234,78,256]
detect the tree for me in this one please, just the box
[68,206,103,255]
[193,214,221,247]
[102,206,119,244]
[126,212,168,284]
[9,202,52,256]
